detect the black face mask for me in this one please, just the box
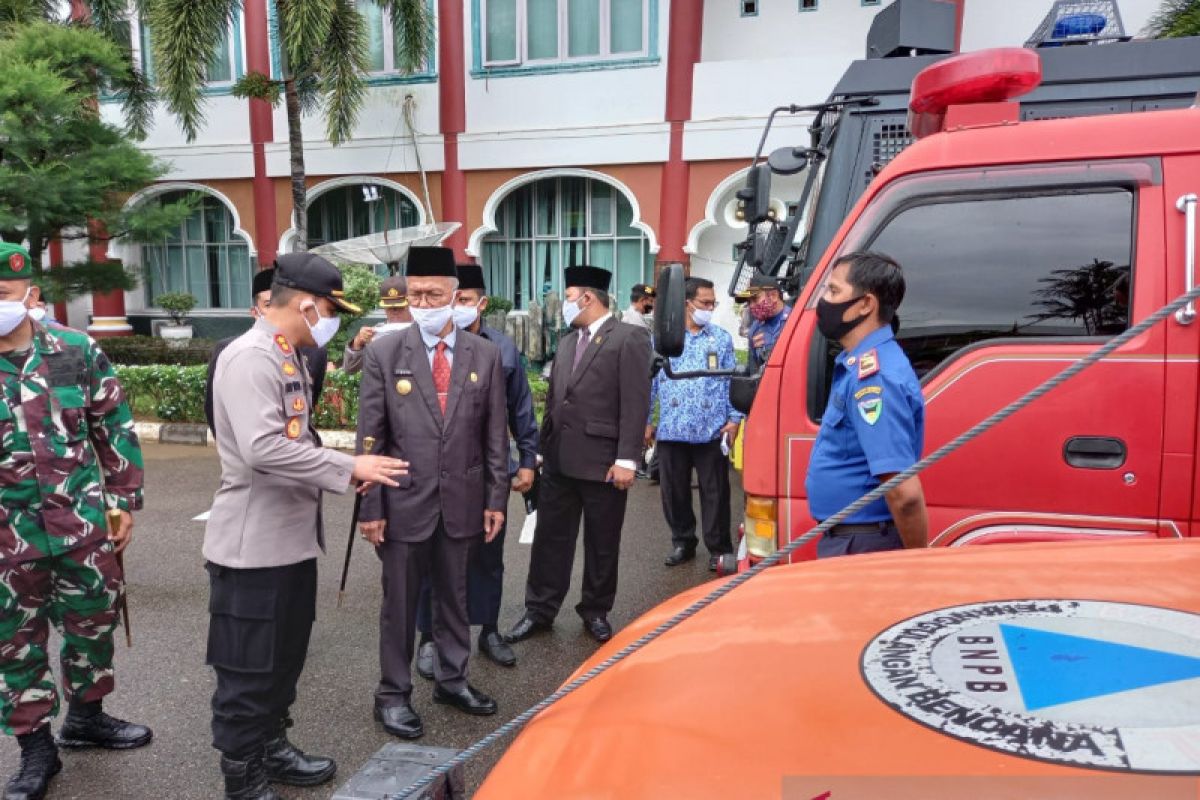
[816,295,870,341]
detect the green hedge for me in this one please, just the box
[100,335,216,366]
[115,365,543,429]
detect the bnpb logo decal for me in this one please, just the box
[861,600,1200,773]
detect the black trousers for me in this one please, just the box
[376,523,473,708]
[657,440,733,555]
[524,470,628,623]
[415,522,506,634]
[816,522,903,558]
[206,559,316,758]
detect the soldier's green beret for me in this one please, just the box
[0,243,32,280]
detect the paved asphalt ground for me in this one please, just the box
[0,444,742,798]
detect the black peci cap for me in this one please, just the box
[406,246,458,278]
[456,263,486,292]
[564,265,612,292]
[273,253,361,314]
[252,267,275,297]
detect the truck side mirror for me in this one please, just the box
[654,263,687,358]
[736,164,773,224]
[729,365,761,415]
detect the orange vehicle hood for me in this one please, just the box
[478,540,1200,798]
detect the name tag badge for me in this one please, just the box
[707,351,718,370]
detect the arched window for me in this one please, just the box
[482,177,651,309]
[307,184,421,251]
[142,192,252,309]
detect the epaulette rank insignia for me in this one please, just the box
[857,349,879,380]
[275,334,293,355]
[282,361,297,377]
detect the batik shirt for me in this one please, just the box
[649,324,743,444]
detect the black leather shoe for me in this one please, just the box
[664,545,696,567]
[416,640,435,681]
[56,707,152,750]
[374,704,424,739]
[433,684,497,716]
[582,616,613,642]
[708,555,720,572]
[220,750,281,800]
[505,613,552,643]
[5,726,61,800]
[479,631,517,667]
[263,732,336,787]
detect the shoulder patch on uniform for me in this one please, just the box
[857,349,879,380]
[854,385,882,400]
[857,395,883,425]
[285,417,302,439]
[274,334,293,355]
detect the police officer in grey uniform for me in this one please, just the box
[342,276,414,375]
[206,252,408,800]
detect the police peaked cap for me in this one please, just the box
[456,264,487,292]
[564,265,612,292]
[0,242,33,280]
[379,275,409,308]
[631,283,655,298]
[252,267,275,297]
[748,272,781,290]
[406,246,458,278]
[273,252,361,314]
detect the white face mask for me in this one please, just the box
[28,306,46,324]
[691,307,713,327]
[0,288,32,337]
[373,321,412,338]
[301,302,341,348]
[411,301,455,337]
[562,299,583,328]
[451,302,481,330]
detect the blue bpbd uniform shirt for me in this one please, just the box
[805,326,924,523]
[649,324,743,443]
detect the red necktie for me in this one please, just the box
[433,341,450,414]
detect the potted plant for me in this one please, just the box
[156,291,197,344]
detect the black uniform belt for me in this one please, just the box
[824,521,895,537]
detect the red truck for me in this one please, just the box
[656,39,1200,566]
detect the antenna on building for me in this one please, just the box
[1026,1,1129,48]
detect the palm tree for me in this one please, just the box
[0,0,155,138]
[1145,0,1200,37]
[147,0,430,252]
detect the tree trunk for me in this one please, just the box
[285,77,307,251]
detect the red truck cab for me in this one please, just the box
[738,48,1200,562]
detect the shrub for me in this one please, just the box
[116,364,207,422]
[486,295,513,316]
[156,292,197,325]
[312,368,361,430]
[100,335,215,366]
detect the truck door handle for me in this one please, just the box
[1063,436,1127,470]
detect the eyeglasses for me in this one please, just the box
[408,289,451,307]
[690,300,719,310]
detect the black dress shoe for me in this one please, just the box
[56,706,152,750]
[220,750,281,800]
[416,640,435,680]
[708,554,720,572]
[581,616,613,642]
[374,704,424,739]
[505,613,552,643]
[433,684,498,716]
[479,631,517,667]
[263,732,336,787]
[664,545,696,567]
[5,726,61,800]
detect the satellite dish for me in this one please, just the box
[310,222,461,267]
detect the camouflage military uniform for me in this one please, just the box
[0,321,143,736]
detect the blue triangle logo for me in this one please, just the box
[999,624,1200,711]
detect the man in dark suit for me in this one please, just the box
[506,266,652,644]
[356,247,508,740]
[204,266,328,433]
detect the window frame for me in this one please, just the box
[142,194,253,311]
[741,0,759,16]
[801,159,1158,421]
[356,0,439,79]
[130,13,244,94]
[799,0,818,11]
[475,0,659,76]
